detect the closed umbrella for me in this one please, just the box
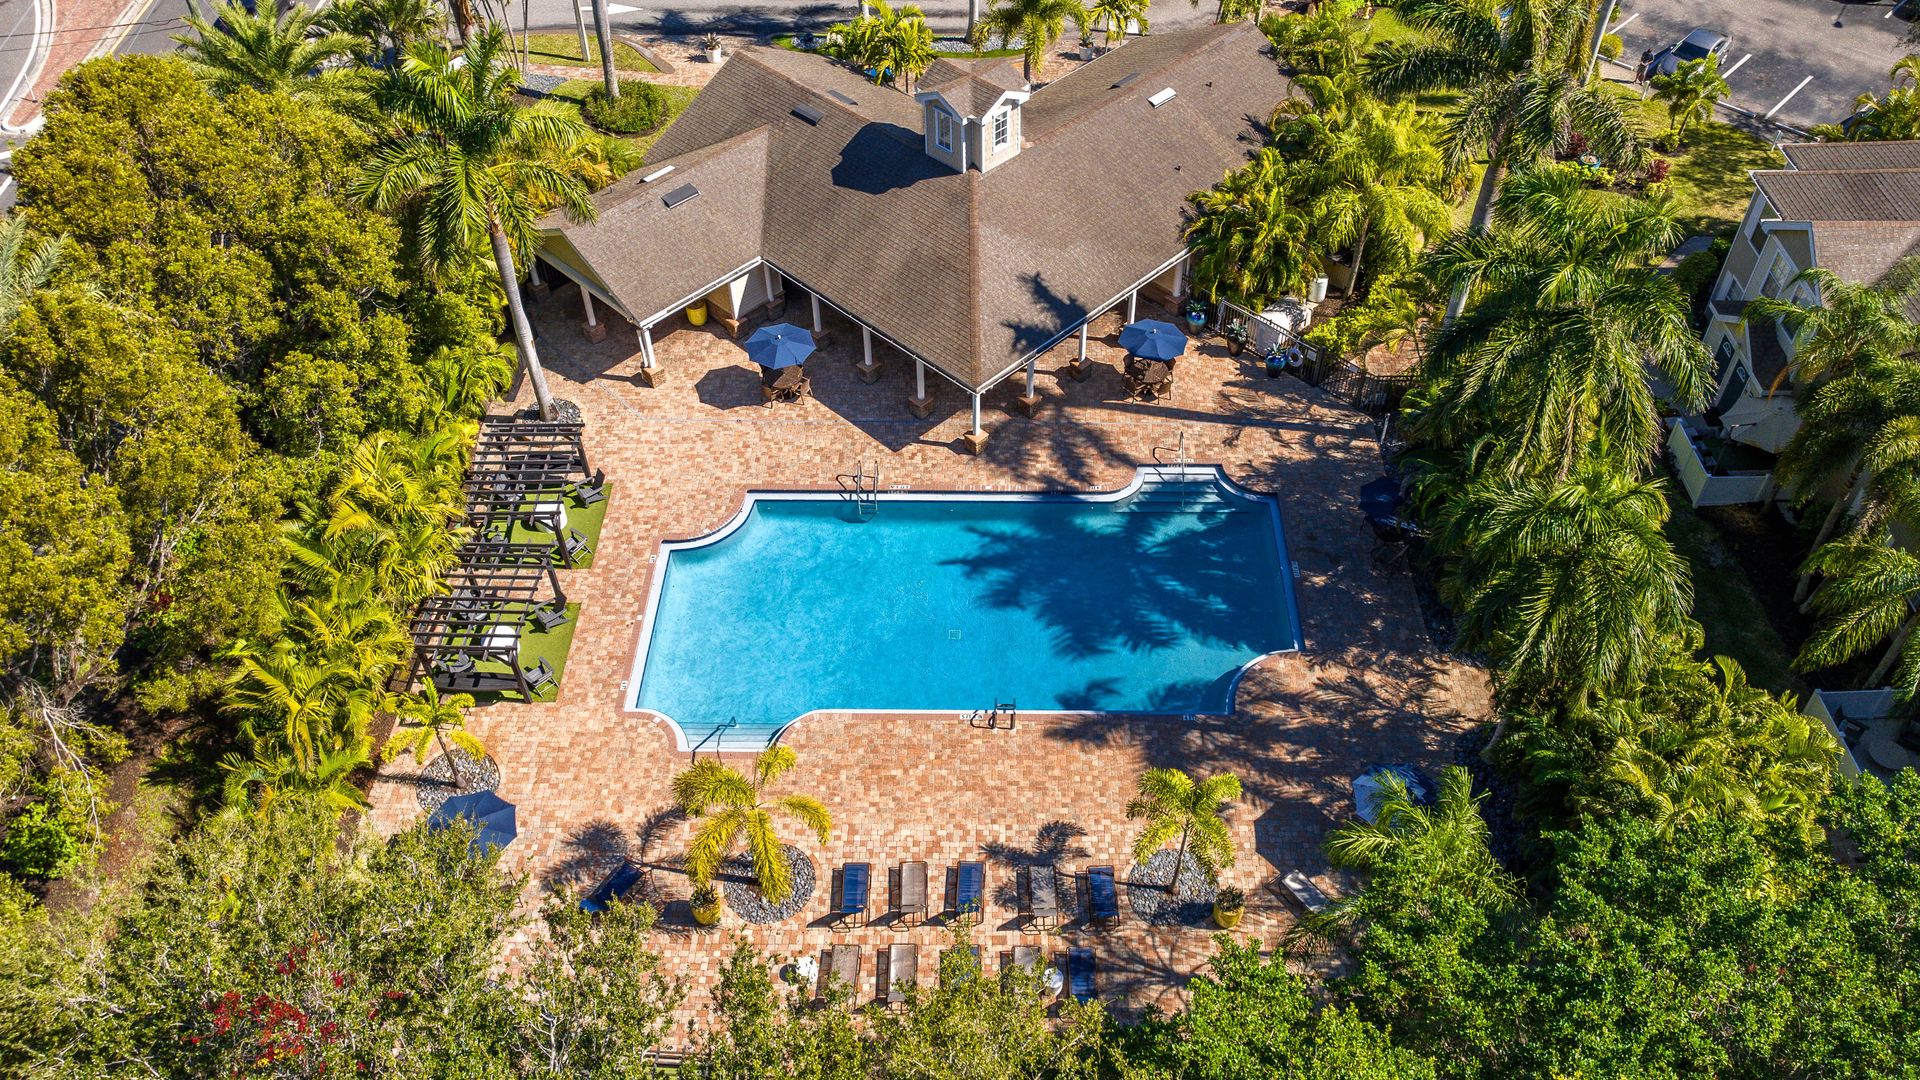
[429,790,518,854]
[743,322,816,370]
[1118,319,1188,362]
[1359,476,1405,528]
[1351,764,1432,824]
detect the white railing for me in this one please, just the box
[1666,420,1773,508]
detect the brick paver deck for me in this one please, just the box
[365,283,1491,1035]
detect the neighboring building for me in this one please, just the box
[1668,140,1920,507]
[532,23,1290,449]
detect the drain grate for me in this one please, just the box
[948,629,963,641]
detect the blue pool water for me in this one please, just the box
[629,471,1301,748]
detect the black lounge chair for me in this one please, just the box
[951,861,985,923]
[521,658,557,696]
[532,600,571,633]
[830,862,871,931]
[1087,865,1118,927]
[571,469,608,507]
[560,528,593,565]
[579,861,643,914]
[1067,948,1096,1003]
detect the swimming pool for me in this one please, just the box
[628,467,1302,750]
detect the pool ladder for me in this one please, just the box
[843,461,879,520]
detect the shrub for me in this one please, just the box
[1645,157,1671,184]
[1600,33,1623,61]
[1,803,82,879]
[1671,249,1722,308]
[581,80,667,135]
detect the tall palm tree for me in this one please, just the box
[1323,765,1513,904]
[1747,261,1920,389]
[1084,0,1145,47]
[671,746,831,904]
[1799,538,1920,690]
[382,684,486,769]
[1265,3,1365,79]
[1814,55,1920,143]
[355,31,596,422]
[1366,0,1645,318]
[1442,464,1692,698]
[589,0,618,99]
[316,0,444,66]
[975,0,1087,83]
[0,213,65,339]
[829,0,937,90]
[1185,148,1319,310]
[176,0,361,104]
[1649,54,1729,148]
[1417,167,1709,478]
[1124,767,1241,887]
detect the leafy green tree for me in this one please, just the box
[356,31,596,422]
[672,746,831,904]
[696,938,871,1078]
[1367,0,1645,318]
[1186,148,1319,309]
[512,897,684,1076]
[974,0,1087,83]
[1812,55,1920,142]
[829,0,938,90]
[1649,53,1729,147]
[1416,167,1709,477]
[1125,766,1241,885]
[176,0,361,105]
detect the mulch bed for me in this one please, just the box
[720,844,816,924]
[415,749,501,812]
[1126,850,1218,927]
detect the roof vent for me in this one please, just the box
[828,89,856,105]
[640,165,675,183]
[1148,87,1176,108]
[1111,72,1140,89]
[662,183,700,209]
[791,103,823,125]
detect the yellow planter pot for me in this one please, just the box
[685,301,709,326]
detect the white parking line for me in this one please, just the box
[1607,11,1639,32]
[1764,75,1815,120]
[1721,53,1753,79]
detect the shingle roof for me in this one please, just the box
[1812,222,1920,321]
[1779,140,1920,171]
[920,57,1026,117]
[1752,167,1920,224]
[540,24,1290,391]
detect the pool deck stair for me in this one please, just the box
[1124,466,1233,513]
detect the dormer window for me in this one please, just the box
[993,111,1010,148]
[935,110,954,151]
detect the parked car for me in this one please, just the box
[1648,28,1732,79]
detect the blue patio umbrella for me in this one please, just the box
[1359,476,1405,528]
[1118,319,1188,362]
[743,322,816,370]
[428,790,518,854]
[1352,764,1433,825]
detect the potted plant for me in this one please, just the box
[685,299,709,326]
[702,33,723,63]
[1224,319,1248,357]
[690,882,722,925]
[1213,885,1245,929]
[1184,298,1210,332]
[1078,30,1096,60]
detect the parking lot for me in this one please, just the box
[1606,0,1915,133]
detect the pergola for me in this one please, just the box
[408,595,556,700]
[474,418,590,476]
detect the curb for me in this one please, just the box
[0,0,53,135]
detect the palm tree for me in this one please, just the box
[176,0,361,104]
[382,684,486,770]
[1322,765,1513,904]
[1124,767,1241,887]
[316,0,443,66]
[1265,3,1364,79]
[1185,148,1320,310]
[1747,261,1920,389]
[1084,0,1144,46]
[829,0,937,90]
[1366,0,1645,318]
[354,31,596,422]
[589,0,618,99]
[1649,54,1729,148]
[423,341,516,421]
[1813,55,1920,143]
[223,637,386,772]
[1799,538,1920,690]
[1442,464,1692,698]
[221,745,372,815]
[671,746,831,904]
[0,214,64,339]
[1416,167,1709,477]
[975,0,1087,83]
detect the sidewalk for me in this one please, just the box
[4,0,153,129]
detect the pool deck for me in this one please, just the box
[364,285,1493,1031]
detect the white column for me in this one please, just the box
[1172,258,1186,298]
[1126,290,1138,323]
[581,288,597,327]
[1024,357,1037,397]
[970,392,982,435]
[862,326,873,366]
[1077,322,1089,362]
[639,325,656,368]
[915,358,927,399]
[761,264,775,305]
[810,292,823,333]
[528,259,543,287]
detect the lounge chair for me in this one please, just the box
[1022,865,1059,932]
[830,862,870,931]
[579,861,644,914]
[892,861,928,929]
[570,468,608,507]
[532,600,572,632]
[950,861,985,923]
[818,944,861,1001]
[559,527,593,566]
[883,943,918,1007]
[1067,948,1096,1003]
[1086,865,1118,928]
[521,658,557,697]
[1282,870,1333,914]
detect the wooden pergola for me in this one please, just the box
[408,595,556,700]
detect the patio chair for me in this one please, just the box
[1067,948,1097,1003]
[882,943,918,1008]
[1004,945,1042,981]
[559,528,594,565]
[830,862,871,931]
[570,468,608,507]
[1086,865,1119,928]
[949,861,985,924]
[1282,870,1333,914]
[891,861,928,929]
[1022,865,1059,933]
[818,944,861,1001]
[521,658,557,697]
[579,861,644,914]
[532,600,572,633]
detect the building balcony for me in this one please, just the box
[1666,417,1778,507]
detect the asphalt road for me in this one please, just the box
[1606,0,1915,133]
[114,0,194,55]
[521,0,1221,42]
